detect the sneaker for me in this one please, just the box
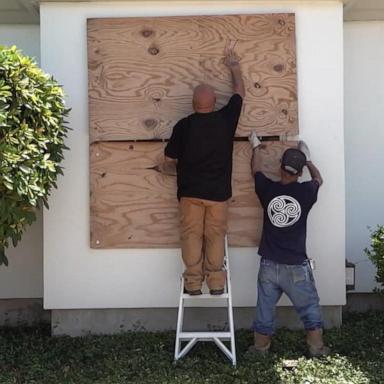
[247,332,271,355]
[247,344,270,355]
[184,288,202,296]
[210,288,224,295]
[306,329,330,357]
[309,345,331,357]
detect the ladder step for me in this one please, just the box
[179,331,231,339]
[182,293,229,299]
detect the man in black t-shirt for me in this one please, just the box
[163,49,244,296]
[248,134,329,357]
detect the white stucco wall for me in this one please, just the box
[0,25,40,63]
[41,1,345,309]
[0,24,43,299]
[344,22,384,292]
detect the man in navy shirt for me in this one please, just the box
[163,49,244,296]
[248,133,329,357]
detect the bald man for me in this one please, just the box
[164,49,245,295]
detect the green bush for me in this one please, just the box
[1,312,384,383]
[365,225,384,292]
[0,46,70,266]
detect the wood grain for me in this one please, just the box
[90,141,178,248]
[90,141,296,248]
[88,14,298,142]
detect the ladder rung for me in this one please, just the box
[179,331,231,339]
[182,293,229,299]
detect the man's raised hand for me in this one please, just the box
[223,48,241,68]
[223,45,245,98]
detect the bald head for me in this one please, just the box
[193,84,216,113]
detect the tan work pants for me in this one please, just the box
[179,197,228,291]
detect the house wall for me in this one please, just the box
[0,24,43,299]
[41,1,345,311]
[344,21,384,292]
[0,25,40,63]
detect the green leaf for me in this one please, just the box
[3,181,13,190]
[0,45,70,266]
[19,165,31,174]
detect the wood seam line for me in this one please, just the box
[90,136,282,145]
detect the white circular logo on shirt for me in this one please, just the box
[267,195,301,228]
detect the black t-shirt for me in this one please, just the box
[165,94,243,201]
[254,172,320,265]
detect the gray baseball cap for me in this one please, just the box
[281,148,306,175]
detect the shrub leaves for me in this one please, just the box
[0,45,70,265]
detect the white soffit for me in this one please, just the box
[0,1,384,36]
[0,0,39,24]
[344,0,384,21]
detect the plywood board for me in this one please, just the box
[90,141,295,248]
[88,14,297,142]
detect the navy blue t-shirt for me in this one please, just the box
[165,94,243,201]
[254,172,320,265]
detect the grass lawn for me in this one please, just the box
[0,311,383,384]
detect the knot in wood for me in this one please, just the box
[278,19,285,26]
[254,82,261,89]
[148,46,160,55]
[144,118,157,129]
[281,109,288,116]
[273,64,284,72]
[142,29,154,38]
[129,144,134,150]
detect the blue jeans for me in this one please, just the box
[252,258,323,336]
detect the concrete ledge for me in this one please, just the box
[0,298,50,326]
[0,297,349,333]
[51,306,342,336]
[2,293,383,334]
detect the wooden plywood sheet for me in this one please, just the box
[88,14,297,142]
[90,141,296,248]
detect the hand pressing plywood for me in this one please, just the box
[90,141,296,248]
[88,14,297,142]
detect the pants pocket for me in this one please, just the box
[291,265,308,284]
[259,264,275,284]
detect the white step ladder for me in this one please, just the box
[174,235,236,366]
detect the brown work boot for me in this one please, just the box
[183,288,202,296]
[306,329,330,357]
[247,332,271,354]
[210,288,224,295]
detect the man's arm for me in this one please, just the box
[306,161,323,187]
[298,141,323,186]
[162,119,183,175]
[161,156,177,176]
[224,48,245,98]
[248,131,271,202]
[251,147,264,175]
[158,155,177,176]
